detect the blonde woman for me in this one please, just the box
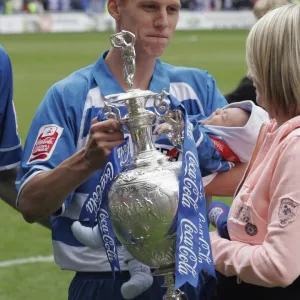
[210,4,300,299]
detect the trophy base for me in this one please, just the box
[162,289,188,300]
[152,264,188,300]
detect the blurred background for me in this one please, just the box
[0,0,261,299]
[0,0,255,14]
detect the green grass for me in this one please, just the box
[0,30,244,300]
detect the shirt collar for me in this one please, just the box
[92,50,170,98]
[149,58,170,94]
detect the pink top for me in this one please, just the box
[210,116,300,287]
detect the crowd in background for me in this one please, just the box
[0,0,255,14]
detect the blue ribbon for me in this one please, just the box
[79,111,132,275]
[167,95,216,290]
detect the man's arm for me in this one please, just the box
[204,162,247,197]
[0,167,51,229]
[18,149,94,223]
[18,119,124,224]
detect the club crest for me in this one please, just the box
[278,198,300,227]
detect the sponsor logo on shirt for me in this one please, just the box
[27,124,64,164]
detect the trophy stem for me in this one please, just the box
[128,123,157,154]
[162,274,188,300]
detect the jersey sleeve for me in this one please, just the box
[204,72,228,116]
[180,70,228,117]
[0,47,22,170]
[210,136,300,287]
[16,84,78,213]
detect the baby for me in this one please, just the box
[155,106,250,169]
[198,107,250,127]
[156,107,250,134]
[155,100,270,172]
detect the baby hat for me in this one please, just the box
[205,100,270,162]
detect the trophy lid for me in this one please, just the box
[105,89,160,118]
[106,89,158,104]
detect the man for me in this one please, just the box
[16,0,246,299]
[0,46,51,229]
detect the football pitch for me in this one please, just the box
[0,30,249,300]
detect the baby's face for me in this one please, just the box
[201,108,250,127]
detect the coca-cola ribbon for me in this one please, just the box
[167,95,216,290]
[79,110,132,276]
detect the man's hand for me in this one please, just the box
[208,201,230,240]
[83,118,124,171]
[153,122,173,137]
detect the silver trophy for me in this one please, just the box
[105,30,187,300]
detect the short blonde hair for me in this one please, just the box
[246,4,300,118]
[253,0,289,19]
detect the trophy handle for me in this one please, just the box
[103,102,122,121]
[102,102,131,134]
[153,89,170,116]
[153,90,183,148]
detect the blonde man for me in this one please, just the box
[210,4,300,299]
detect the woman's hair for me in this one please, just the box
[246,4,300,118]
[253,0,289,19]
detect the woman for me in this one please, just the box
[210,4,300,299]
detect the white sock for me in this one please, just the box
[71,221,102,249]
[121,259,153,299]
